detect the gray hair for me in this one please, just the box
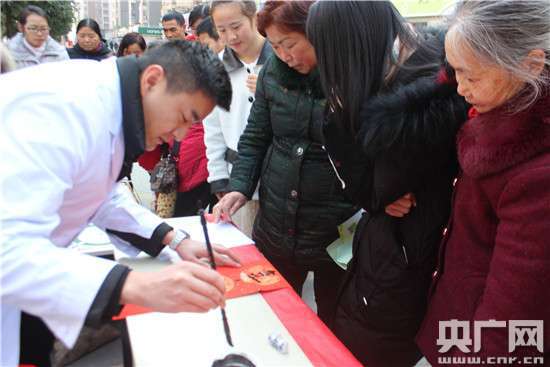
[448,0,550,110]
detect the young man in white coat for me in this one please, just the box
[0,40,237,366]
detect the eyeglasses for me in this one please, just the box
[26,26,50,34]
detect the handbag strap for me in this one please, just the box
[171,141,181,156]
[171,141,181,162]
[160,143,170,158]
[160,142,181,159]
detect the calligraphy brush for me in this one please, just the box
[199,208,234,347]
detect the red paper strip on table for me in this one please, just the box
[113,245,290,320]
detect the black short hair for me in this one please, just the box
[138,40,231,111]
[161,11,186,27]
[211,1,257,19]
[196,16,219,40]
[189,4,210,28]
[18,5,48,25]
[117,32,147,57]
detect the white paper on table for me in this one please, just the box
[127,294,313,367]
[69,224,114,256]
[165,216,254,248]
[114,215,253,268]
[115,249,172,272]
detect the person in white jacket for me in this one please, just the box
[203,0,273,237]
[6,5,69,69]
[0,40,238,366]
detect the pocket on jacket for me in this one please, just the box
[351,215,421,314]
[299,159,338,200]
[357,215,408,282]
[350,268,428,336]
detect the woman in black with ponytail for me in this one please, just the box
[306,2,468,365]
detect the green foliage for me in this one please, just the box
[391,0,455,17]
[1,1,76,41]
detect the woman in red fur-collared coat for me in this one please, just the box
[417,1,550,365]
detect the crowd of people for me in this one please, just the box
[1,1,549,366]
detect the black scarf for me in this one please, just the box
[115,56,146,180]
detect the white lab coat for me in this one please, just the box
[0,58,164,366]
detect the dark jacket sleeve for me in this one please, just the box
[323,75,467,213]
[228,64,274,198]
[210,179,229,194]
[106,222,173,257]
[85,264,130,327]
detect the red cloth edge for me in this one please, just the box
[263,289,362,367]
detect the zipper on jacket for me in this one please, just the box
[322,145,346,190]
[402,245,409,264]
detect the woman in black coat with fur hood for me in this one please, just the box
[307,2,469,366]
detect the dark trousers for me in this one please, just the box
[174,181,218,217]
[263,254,345,328]
[19,312,54,367]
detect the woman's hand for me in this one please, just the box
[246,73,259,95]
[175,238,241,268]
[213,191,248,222]
[385,193,416,217]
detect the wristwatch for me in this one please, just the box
[167,229,190,251]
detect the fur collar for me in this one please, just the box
[359,74,468,158]
[457,92,550,178]
[358,30,468,159]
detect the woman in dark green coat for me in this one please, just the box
[213,1,357,325]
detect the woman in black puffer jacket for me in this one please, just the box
[214,1,358,326]
[67,18,112,61]
[307,2,469,366]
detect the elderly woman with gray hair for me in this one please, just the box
[417,0,550,364]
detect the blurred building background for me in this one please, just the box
[73,0,208,40]
[392,0,456,27]
[70,0,455,42]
